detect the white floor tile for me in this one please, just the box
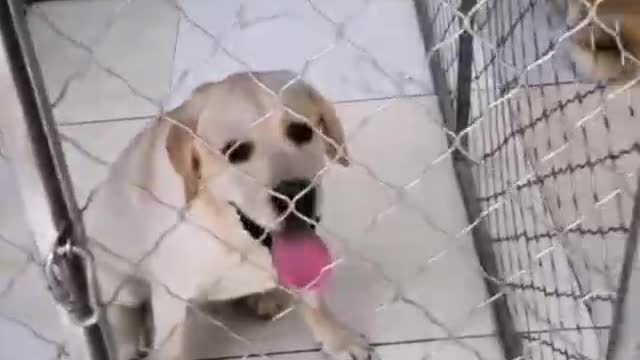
[0,161,37,257]
[189,335,503,360]
[0,317,61,360]
[59,118,152,205]
[0,158,64,359]
[168,0,432,108]
[184,96,500,358]
[27,0,179,123]
[326,97,499,336]
[373,337,504,360]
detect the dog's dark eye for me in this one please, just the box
[191,152,201,173]
[221,140,254,164]
[286,122,314,146]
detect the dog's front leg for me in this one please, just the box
[147,288,188,360]
[299,292,371,360]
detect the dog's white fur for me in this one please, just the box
[64,71,370,360]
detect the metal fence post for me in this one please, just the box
[606,173,640,360]
[413,1,524,359]
[0,1,113,359]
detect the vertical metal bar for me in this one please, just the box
[605,173,640,360]
[0,1,112,359]
[413,0,456,132]
[453,0,475,142]
[413,1,524,359]
[453,156,525,360]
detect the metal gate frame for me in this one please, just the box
[0,1,113,359]
[413,0,524,358]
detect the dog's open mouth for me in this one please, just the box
[232,204,273,249]
[231,204,331,290]
[232,204,320,250]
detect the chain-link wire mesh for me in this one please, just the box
[0,154,68,360]
[1,0,640,359]
[425,0,640,358]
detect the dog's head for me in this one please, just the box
[164,71,349,247]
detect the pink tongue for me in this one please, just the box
[272,232,333,291]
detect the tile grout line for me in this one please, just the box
[57,92,438,127]
[58,115,155,126]
[197,333,498,360]
[198,325,611,360]
[55,78,602,127]
[59,3,182,128]
[165,3,182,108]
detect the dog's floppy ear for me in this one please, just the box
[165,102,202,203]
[307,87,350,166]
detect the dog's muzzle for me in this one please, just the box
[270,179,318,233]
[233,179,319,250]
[234,179,332,291]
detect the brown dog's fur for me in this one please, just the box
[560,0,640,83]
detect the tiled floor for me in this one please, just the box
[2,0,604,359]
[27,0,179,124]
[0,158,65,360]
[169,0,432,108]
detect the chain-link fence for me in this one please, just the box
[1,0,639,359]
[423,0,640,358]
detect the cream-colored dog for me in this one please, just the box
[65,71,371,360]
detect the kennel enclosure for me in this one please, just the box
[0,0,639,359]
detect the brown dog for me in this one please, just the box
[558,0,640,83]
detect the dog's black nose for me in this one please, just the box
[271,179,317,231]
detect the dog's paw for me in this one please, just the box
[321,326,372,360]
[240,289,291,319]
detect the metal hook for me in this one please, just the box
[44,243,100,328]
